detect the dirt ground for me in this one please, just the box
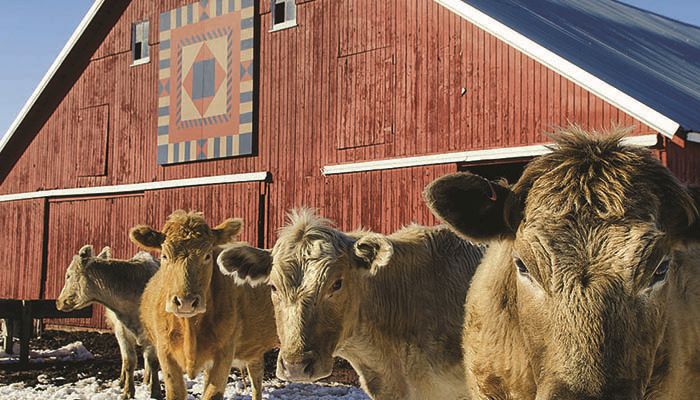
[0,329,360,388]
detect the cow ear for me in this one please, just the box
[353,234,393,275]
[217,243,272,286]
[424,172,519,242]
[78,244,94,260]
[129,225,165,251]
[97,246,112,259]
[213,218,243,246]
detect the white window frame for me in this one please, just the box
[270,0,297,32]
[131,20,150,66]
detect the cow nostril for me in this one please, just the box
[191,296,200,309]
[172,296,181,307]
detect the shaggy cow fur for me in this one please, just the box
[131,211,277,400]
[218,209,484,400]
[56,245,161,400]
[425,127,700,399]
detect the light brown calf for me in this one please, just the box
[131,211,277,400]
[218,209,484,400]
[56,245,161,400]
[425,127,700,399]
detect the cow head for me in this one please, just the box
[130,210,242,318]
[217,209,393,382]
[56,244,112,311]
[425,128,700,399]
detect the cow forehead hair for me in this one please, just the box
[515,126,697,224]
[273,209,354,270]
[161,210,214,244]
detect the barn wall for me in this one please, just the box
[667,141,700,185]
[43,194,147,329]
[0,0,683,327]
[0,0,656,197]
[42,181,261,330]
[0,199,46,299]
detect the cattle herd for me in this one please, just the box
[55,128,700,400]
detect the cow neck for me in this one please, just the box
[176,262,217,376]
[181,315,199,378]
[87,259,150,328]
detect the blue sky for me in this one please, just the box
[0,0,699,139]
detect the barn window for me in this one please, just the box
[131,21,150,65]
[270,0,296,31]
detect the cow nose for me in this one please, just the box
[171,295,202,315]
[279,356,315,381]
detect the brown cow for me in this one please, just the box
[56,245,161,400]
[424,127,700,399]
[217,209,484,400]
[131,211,277,400]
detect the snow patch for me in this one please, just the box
[0,341,93,364]
[0,369,370,399]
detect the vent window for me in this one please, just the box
[132,21,150,65]
[271,0,296,31]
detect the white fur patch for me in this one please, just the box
[229,270,269,287]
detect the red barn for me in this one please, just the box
[0,0,698,329]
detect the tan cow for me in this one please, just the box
[424,127,700,399]
[56,245,161,400]
[130,211,277,400]
[217,209,484,400]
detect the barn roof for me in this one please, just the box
[2,0,700,162]
[442,0,700,139]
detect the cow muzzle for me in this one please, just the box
[276,351,332,382]
[166,294,205,317]
[55,297,75,312]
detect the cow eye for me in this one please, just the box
[161,254,168,261]
[513,257,529,275]
[651,258,670,286]
[331,279,343,292]
[204,253,211,261]
[269,284,278,293]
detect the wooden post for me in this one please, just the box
[3,318,13,354]
[19,301,32,366]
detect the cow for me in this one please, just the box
[55,244,161,400]
[424,127,700,399]
[130,211,277,400]
[217,209,484,400]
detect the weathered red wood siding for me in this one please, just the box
[0,0,684,323]
[0,200,45,299]
[41,181,261,330]
[0,0,656,196]
[43,194,147,329]
[667,141,700,185]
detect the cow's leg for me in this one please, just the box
[144,345,163,399]
[246,358,264,400]
[114,323,137,399]
[159,350,187,400]
[201,348,234,400]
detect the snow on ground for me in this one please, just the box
[0,368,370,400]
[0,341,93,364]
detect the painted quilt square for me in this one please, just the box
[157,0,255,164]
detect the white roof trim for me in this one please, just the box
[322,134,657,175]
[687,132,700,144]
[435,0,680,138]
[0,0,105,156]
[0,171,269,203]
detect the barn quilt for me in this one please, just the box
[157,0,254,164]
